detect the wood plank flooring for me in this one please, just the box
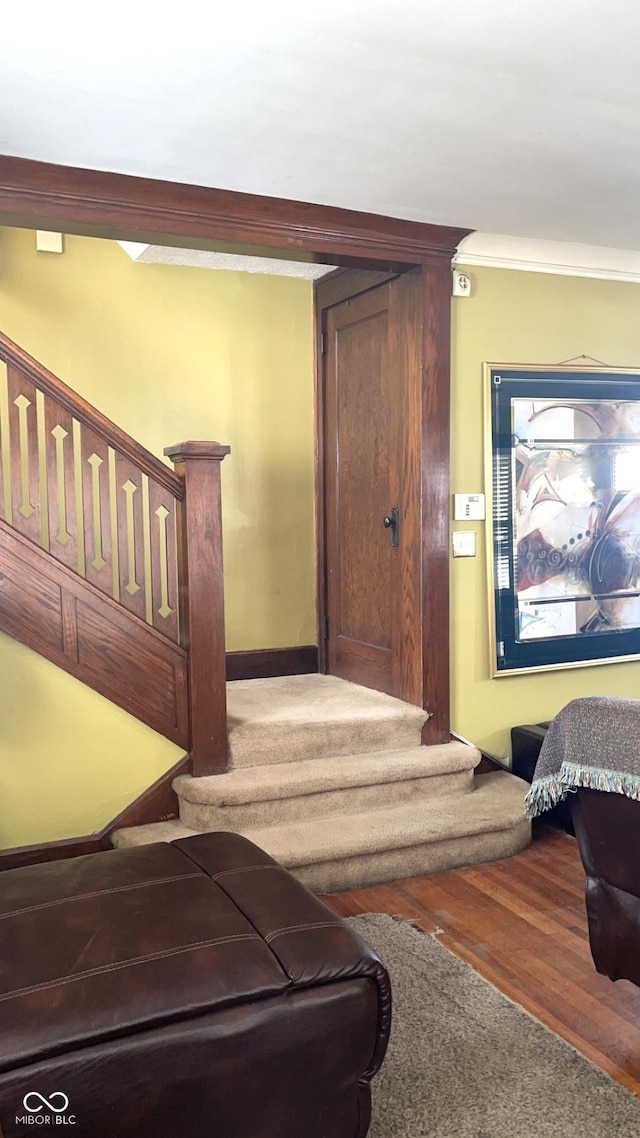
[321,825,640,1096]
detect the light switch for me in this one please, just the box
[453,493,485,521]
[453,531,476,557]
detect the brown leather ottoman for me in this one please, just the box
[0,832,390,1138]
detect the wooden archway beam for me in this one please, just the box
[0,154,471,268]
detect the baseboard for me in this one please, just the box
[0,832,112,872]
[0,753,191,873]
[450,730,511,775]
[226,645,318,681]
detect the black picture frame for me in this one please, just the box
[486,363,640,674]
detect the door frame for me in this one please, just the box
[0,155,470,745]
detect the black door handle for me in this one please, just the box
[383,507,400,547]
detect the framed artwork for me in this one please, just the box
[485,363,640,675]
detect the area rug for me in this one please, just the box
[347,913,640,1138]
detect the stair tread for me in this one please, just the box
[174,741,479,805]
[112,820,198,847]
[242,772,528,867]
[113,772,528,863]
[227,674,427,729]
[225,675,427,768]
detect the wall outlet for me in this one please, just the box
[452,270,472,297]
[452,531,476,557]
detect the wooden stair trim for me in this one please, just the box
[0,329,183,499]
[225,645,318,681]
[0,517,189,746]
[0,516,186,650]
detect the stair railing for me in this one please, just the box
[0,331,229,775]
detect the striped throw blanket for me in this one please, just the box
[525,696,640,818]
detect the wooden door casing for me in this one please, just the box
[0,157,460,749]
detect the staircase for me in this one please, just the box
[0,330,530,888]
[112,674,531,892]
[0,330,230,774]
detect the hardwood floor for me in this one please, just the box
[321,825,640,1096]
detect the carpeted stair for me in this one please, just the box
[112,674,530,891]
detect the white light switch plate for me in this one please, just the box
[452,531,476,557]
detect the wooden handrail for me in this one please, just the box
[166,441,230,776]
[0,330,183,499]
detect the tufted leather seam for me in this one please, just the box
[265,920,344,944]
[0,933,262,1003]
[0,872,204,922]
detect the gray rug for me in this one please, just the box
[348,913,640,1138]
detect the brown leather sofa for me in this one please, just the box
[0,831,391,1138]
[571,787,640,988]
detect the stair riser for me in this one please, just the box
[290,820,532,894]
[179,768,475,831]
[229,720,425,768]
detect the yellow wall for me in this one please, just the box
[452,265,640,761]
[6,230,639,842]
[0,227,315,847]
[0,632,184,848]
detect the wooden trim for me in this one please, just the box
[0,155,471,267]
[165,442,230,462]
[0,834,111,872]
[314,297,328,673]
[166,442,229,776]
[391,269,425,706]
[0,329,183,499]
[450,730,509,774]
[315,268,400,309]
[420,260,452,744]
[226,645,318,681]
[0,517,189,746]
[0,754,191,873]
[107,752,191,830]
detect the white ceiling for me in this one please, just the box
[3,1,640,252]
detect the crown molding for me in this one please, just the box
[453,232,640,283]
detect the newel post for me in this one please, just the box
[165,441,230,776]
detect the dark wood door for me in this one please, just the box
[323,271,423,704]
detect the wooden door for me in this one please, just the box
[322,271,423,705]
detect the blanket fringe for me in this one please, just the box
[525,762,640,819]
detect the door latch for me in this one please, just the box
[383,507,400,548]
